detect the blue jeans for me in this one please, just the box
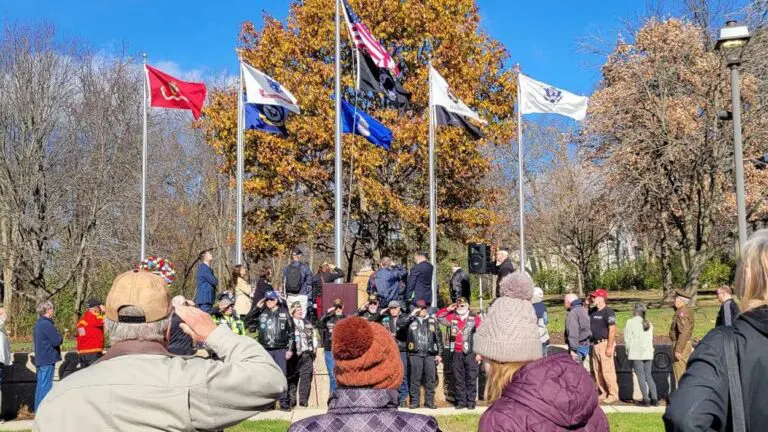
[324,350,337,394]
[35,364,54,411]
[398,352,409,404]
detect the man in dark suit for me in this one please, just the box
[715,285,740,327]
[406,251,434,309]
[449,263,471,303]
[494,247,516,298]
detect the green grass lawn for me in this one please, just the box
[224,413,664,431]
[542,290,721,344]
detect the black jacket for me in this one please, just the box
[378,313,410,352]
[247,305,295,350]
[407,316,443,356]
[716,299,741,327]
[253,277,273,303]
[449,269,471,303]
[358,308,382,322]
[318,312,345,351]
[664,305,768,432]
[406,261,433,306]
[167,312,195,356]
[312,268,345,299]
[494,258,516,297]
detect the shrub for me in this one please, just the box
[533,268,570,294]
[700,259,735,288]
[595,262,646,291]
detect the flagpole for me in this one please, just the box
[428,63,437,307]
[235,53,244,266]
[516,68,525,270]
[334,0,344,278]
[140,53,148,262]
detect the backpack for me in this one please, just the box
[285,264,304,294]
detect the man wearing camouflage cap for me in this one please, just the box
[33,269,286,431]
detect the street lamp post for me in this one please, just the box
[716,20,751,252]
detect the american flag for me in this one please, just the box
[341,0,399,75]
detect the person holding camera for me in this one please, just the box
[436,297,482,409]
[378,300,411,406]
[407,299,442,409]
[318,298,346,394]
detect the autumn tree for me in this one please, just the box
[528,142,616,296]
[199,0,518,273]
[584,19,768,297]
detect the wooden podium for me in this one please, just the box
[321,283,359,316]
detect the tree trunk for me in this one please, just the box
[659,210,674,298]
[74,257,89,314]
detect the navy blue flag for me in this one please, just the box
[341,99,392,150]
[245,103,288,136]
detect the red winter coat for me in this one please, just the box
[479,353,608,432]
[76,309,105,354]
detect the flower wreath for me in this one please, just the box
[136,255,177,284]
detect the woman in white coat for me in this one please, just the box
[624,303,657,406]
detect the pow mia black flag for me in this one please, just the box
[434,106,484,140]
[358,50,411,108]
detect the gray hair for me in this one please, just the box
[105,306,170,344]
[677,296,691,305]
[564,293,578,304]
[36,300,53,316]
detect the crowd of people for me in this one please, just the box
[8,230,766,431]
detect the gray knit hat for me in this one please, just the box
[473,272,542,363]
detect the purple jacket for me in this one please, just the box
[479,353,608,432]
[289,388,440,432]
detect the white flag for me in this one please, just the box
[241,62,300,114]
[518,73,588,121]
[429,66,487,125]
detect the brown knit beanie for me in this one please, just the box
[332,316,403,389]
[473,272,542,363]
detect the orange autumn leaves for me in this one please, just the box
[197,0,518,259]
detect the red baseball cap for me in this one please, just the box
[592,288,608,299]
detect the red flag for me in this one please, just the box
[145,65,207,120]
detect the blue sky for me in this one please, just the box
[1,1,745,94]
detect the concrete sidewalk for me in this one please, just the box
[0,404,665,431]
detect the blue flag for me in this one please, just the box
[341,99,392,150]
[245,103,288,136]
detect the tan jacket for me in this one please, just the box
[352,268,374,308]
[33,326,287,431]
[234,277,253,317]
